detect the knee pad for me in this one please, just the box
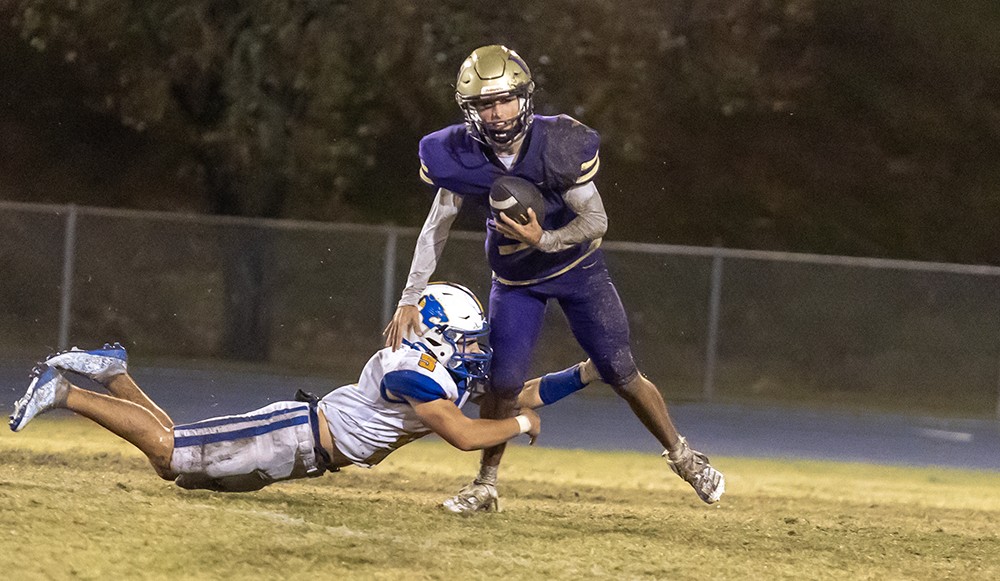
[592,352,639,394]
[609,370,642,397]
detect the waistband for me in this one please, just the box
[493,238,602,286]
[296,389,337,476]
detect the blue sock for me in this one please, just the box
[538,364,588,405]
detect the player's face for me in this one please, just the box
[474,96,520,127]
[459,338,484,354]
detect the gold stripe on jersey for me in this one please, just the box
[498,242,531,255]
[419,162,434,185]
[494,239,602,286]
[576,152,600,184]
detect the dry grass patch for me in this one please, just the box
[2,417,999,580]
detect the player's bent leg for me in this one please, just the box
[10,367,178,478]
[664,436,726,504]
[63,386,175,472]
[558,253,680,443]
[41,342,174,427]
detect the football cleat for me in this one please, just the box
[442,480,501,514]
[664,436,726,504]
[43,342,128,383]
[10,365,70,432]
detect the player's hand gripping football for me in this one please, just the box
[495,208,543,246]
[383,304,422,350]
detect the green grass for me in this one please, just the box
[2,418,999,580]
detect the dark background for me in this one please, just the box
[2,2,999,419]
[3,0,999,263]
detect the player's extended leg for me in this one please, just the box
[104,374,173,429]
[43,342,173,428]
[561,287,683,451]
[559,252,725,503]
[612,373,680,450]
[556,254,679,448]
[442,282,547,514]
[10,365,175,479]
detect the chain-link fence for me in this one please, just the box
[3,200,999,418]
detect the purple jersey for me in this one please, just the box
[418,115,601,284]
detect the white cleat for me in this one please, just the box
[442,481,501,514]
[43,342,128,383]
[664,436,726,504]
[9,365,70,432]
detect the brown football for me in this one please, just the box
[489,176,546,225]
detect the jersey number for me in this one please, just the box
[418,353,437,372]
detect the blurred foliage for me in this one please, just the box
[2,0,999,263]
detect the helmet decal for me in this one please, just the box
[507,53,531,77]
[418,294,449,329]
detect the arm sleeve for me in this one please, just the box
[398,188,464,306]
[381,370,449,403]
[535,181,609,253]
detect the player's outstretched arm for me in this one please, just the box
[413,398,540,449]
[385,189,463,350]
[517,359,600,409]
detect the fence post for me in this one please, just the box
[381,227,398,328]
[996,346,1000,421]
[58,204,78,350]
[702,249,724,401]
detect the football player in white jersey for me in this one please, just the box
[9,282,598,494]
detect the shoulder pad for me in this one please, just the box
[534,115,601,190]
[418,124,496,195]
[381,350,458,403]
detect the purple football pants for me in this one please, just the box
[488,250,639,399]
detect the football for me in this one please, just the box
[489,176,546,226]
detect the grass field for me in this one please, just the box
[2,418,999,580]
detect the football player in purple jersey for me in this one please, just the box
[385,45,725,511]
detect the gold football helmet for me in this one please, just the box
[455,45,535,148]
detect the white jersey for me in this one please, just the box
[319,346,471,468]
